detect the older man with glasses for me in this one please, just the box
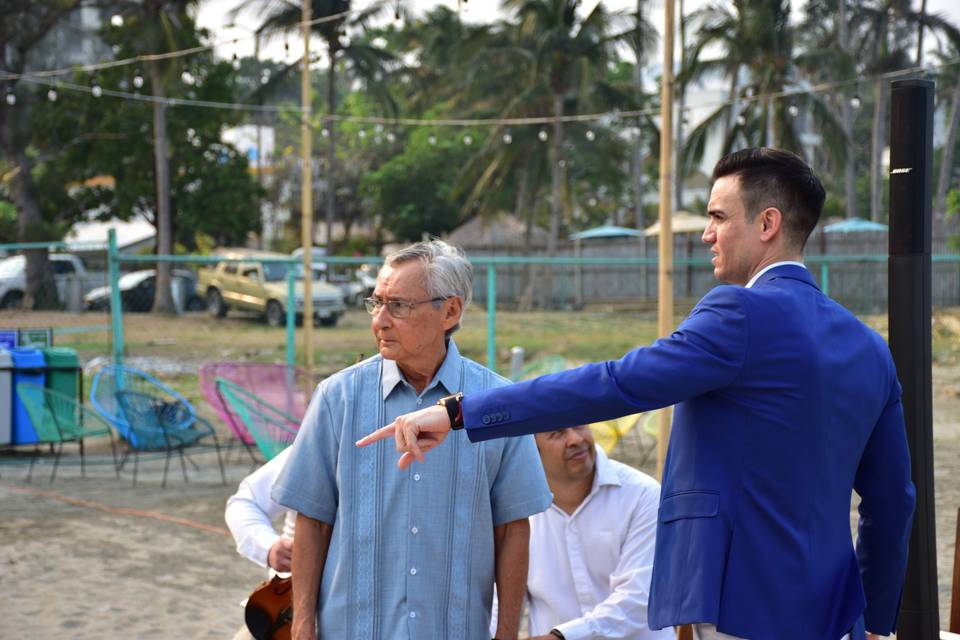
[273,240,552,640]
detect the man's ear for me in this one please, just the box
[758,207,782,241]
[442,296,463,329]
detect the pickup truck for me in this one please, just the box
[198,250,346,327]
[0,253,105,310]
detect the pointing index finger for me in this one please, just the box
[356,422,396,447]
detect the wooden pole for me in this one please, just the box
[656,0,675,482]
[300,0,314,369]
[951,507,960,632]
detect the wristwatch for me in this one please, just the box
[436,392,464,430]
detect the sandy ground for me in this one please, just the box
[0,307,958,636]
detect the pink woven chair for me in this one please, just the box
[199,362,318,461]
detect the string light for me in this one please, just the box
[386,131,396,143]
[91,79,102,97]
[428,133,437,145]
[736,113,747,126]
[787,103,799,117]
[585,129,596,141]
[5,88,15,106]
[538,129,548,142]
[110,14,124,28]
[181,70,195,85]
[132,69,144,88]
[47,87,58,102]
[502,131,512,144]
[358,129,366,139]
[463,134,472,145]
[850,94,862,109]
[321,128,329,137]
[231,52,241,70]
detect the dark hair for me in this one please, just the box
[712,147,825,249]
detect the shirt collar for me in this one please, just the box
[591,445,621,490]
[381,338,463,400]
[745,260,807,289]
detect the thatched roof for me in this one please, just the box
[445,214,549,250]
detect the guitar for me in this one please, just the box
[245,575,293,640]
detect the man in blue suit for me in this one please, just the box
[358,148,916,640]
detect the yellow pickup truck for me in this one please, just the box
[198,250,346,327]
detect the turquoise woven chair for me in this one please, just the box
[90,365,225,488]
[15,382,118,483]
[215,378,300,461]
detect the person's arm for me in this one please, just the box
[357,286,747,468]
[291,513,334,640]
[854,377,916,636]
[553,485,661,640]
[493,518,530,640]
[225,450,291,568]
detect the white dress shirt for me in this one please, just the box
[527,447,674,640]
[224,447,296,571]
[744,260,806,288]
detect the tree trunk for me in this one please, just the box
[935,80,960,221]
[723,72,738,146]
[149,63,174,313]
[548,93,563,256]
[870,78,887,222]
[0,103,58,309]
[674,0,686,211]
[325,43,337,254]
[633,0,646,229]
[837,0,857,218]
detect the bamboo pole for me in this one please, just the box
[656,0,676,482]
[300,0,314,369]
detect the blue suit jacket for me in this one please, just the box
[462,265,915,639]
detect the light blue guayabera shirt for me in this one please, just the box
[273,340,552,640]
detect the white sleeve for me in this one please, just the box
[224,449,293,568]
[555,482,665,640]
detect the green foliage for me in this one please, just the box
[362,127,477,242]
[0,200,16,243]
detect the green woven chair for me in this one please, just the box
[215,378,300,461]
[15,382,119,483]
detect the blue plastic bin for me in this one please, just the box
[11,348,45,445]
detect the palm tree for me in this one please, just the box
[229,0,394,253]
[110,0,202,313]
[681,0,846,178]
[501,0,633,256]
[934,41,960,220]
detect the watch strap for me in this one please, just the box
[437,392,464,430]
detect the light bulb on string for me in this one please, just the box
[538,129,548,142]
[585,129,596,142]
[5,89,15,106]
[502,131,512,144]
[321,128,329,138]
[133,69,144,89]
[736,113,747,127]
[463,134,473,146]
[386,132,396,143]
[110,14,124,27]
[588,197,598,207]
[358,129,367,140]
[428,133,437,146]
[181,70,195,85]
[91,80,103,97]
[558,159,566,169]
[787,103,799,118]
[47,87,57,102]
[850,94,862,109]
[232,53,241,70]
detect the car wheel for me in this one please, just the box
[207,289,227,318]
[0,291,23,309]
[352,292,365,308]
[185,296,205,312]
[265,300,285,327]
[319,314,338,327]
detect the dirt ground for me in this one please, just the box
[1,308,959,636]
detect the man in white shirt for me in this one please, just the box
[225,447,296,575]
[524,425,674,640]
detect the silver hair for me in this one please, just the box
[383,240,473,335]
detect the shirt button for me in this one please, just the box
[413,473,421,481]
[416,398,422,406]
[411,526,419,535]
[410,567,417,575]
[409,611,416,619]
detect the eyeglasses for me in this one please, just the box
[364,296,448,318]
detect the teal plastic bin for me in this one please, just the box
[43,347,80,401]
[11,348,45,445]
[0,349,11,445]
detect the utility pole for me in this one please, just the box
[301,0,314,369]
[656,0,675,480]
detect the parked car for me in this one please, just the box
[0,253,104,310]
[198,249,346,327]
[290,247,367,307]
[84,269,205,313]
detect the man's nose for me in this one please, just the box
[702,222,715,244]
[371,305,390,328]
[565,429,586,447]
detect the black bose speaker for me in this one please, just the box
[888,78,939,640]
